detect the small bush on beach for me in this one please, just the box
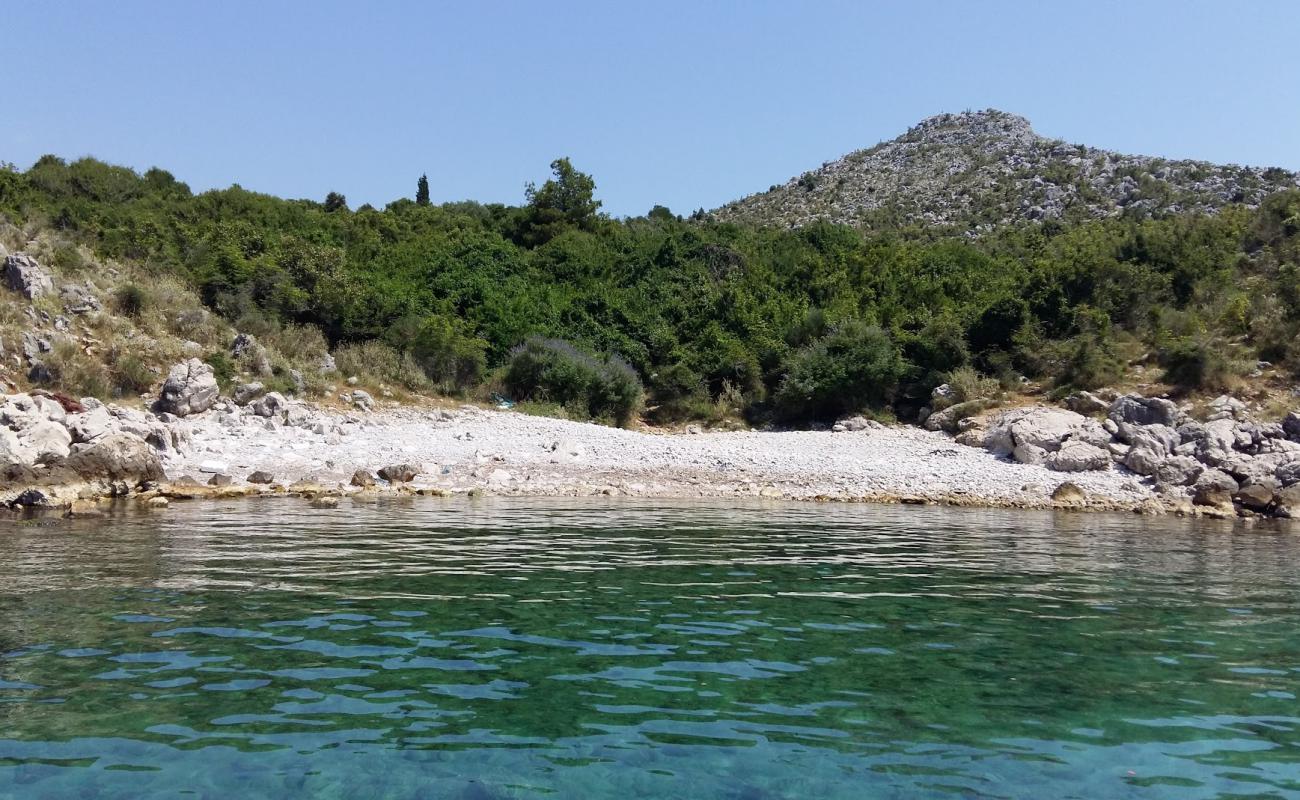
[504,337,643,425]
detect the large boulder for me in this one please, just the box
[0,427,33,466]
[1207,395,1249,422]
[232,382,265,406]
[66,406,118,444]
[1154,455,1203,487]
[1109,394,1183,428]
[155,359,219,417]
[1047,441,1111,472]
[1064,391,1109,416]
[985,407,1110,463]
[3,253,54,299]
[1122,445,1165,476]
[252,391,288,419]
[1116,422,1180,456]
[378,463,420,483]
[64,433,165,483]
[1283,411,1300,442]
[20,421,71,461]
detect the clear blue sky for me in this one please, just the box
[4,0,1297,217]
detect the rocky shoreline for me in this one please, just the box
[4,359,1298,522]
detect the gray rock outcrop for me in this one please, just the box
[3,253,54,299]
[155,359,219,417]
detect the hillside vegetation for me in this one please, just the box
[1,139,1299,427]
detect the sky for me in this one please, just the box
[4,0,1298,217]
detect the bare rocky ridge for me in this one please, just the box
[714,110,1300,232]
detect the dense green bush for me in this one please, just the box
[504,337,643,425]
[1159,337,1241,391]
[773,321,908,422]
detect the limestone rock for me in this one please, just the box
[21,421,72,461]
[1064,391,1109,415]
[833,415,872,433]
[1154,455,1202,487]
[1050,482,1087,505]
[247,470,275,484]
[1207,395,1248,422]
[1235,478,1280,511]
[351,390,374,411]
[1046,441,1110,472]
[155,359,219,417]
[64,433,165,484]
[378,463,419,483]
[66,406,117,444]
[985,406,1102,458]
[1109,395,1183,428]
[350,469,376,488]
[233,382,265,406]
[1122,445,1164,476]
[252,392,288,419]
[923,399,991,433]
[3,253,54,299]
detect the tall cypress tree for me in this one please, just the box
[416,173,430,206]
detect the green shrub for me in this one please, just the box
[386,314,487,393]
[773,321,908,422]
[38,339,110,399]
[335,340,431,391]
[939,366,999,409]
[114,283,150,318]
[111,352,156,394]
[646,362,708,423]
[1057,333,1124,390]
[205,351,236,389]
[504,337,643,426]
[1159,337,1241,391]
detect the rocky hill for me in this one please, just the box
[713,110,1300,232]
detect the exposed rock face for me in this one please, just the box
[252,392,288,419]
[1064,391,1109,416]
[1046,441,1110,473]
[923,399,992,433]
[23,421,72,461]
[350,469,376,488]
[65,433,165,483]
[985,407,1109,463]
[378,463,419,483]
[1109,395,1183,428]
[155,359,219,417]
[3,253,54,299]
[970,391,1300,516]
[714,110,1300,232]
[233,382,265,406]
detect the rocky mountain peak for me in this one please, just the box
[713,110,1299,233]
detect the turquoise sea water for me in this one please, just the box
[1,499,1299,799]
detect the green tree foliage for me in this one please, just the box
[416,174,430,206]
[1,156,1297,425]
[516,158,603,247]
[774,321,908,422]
